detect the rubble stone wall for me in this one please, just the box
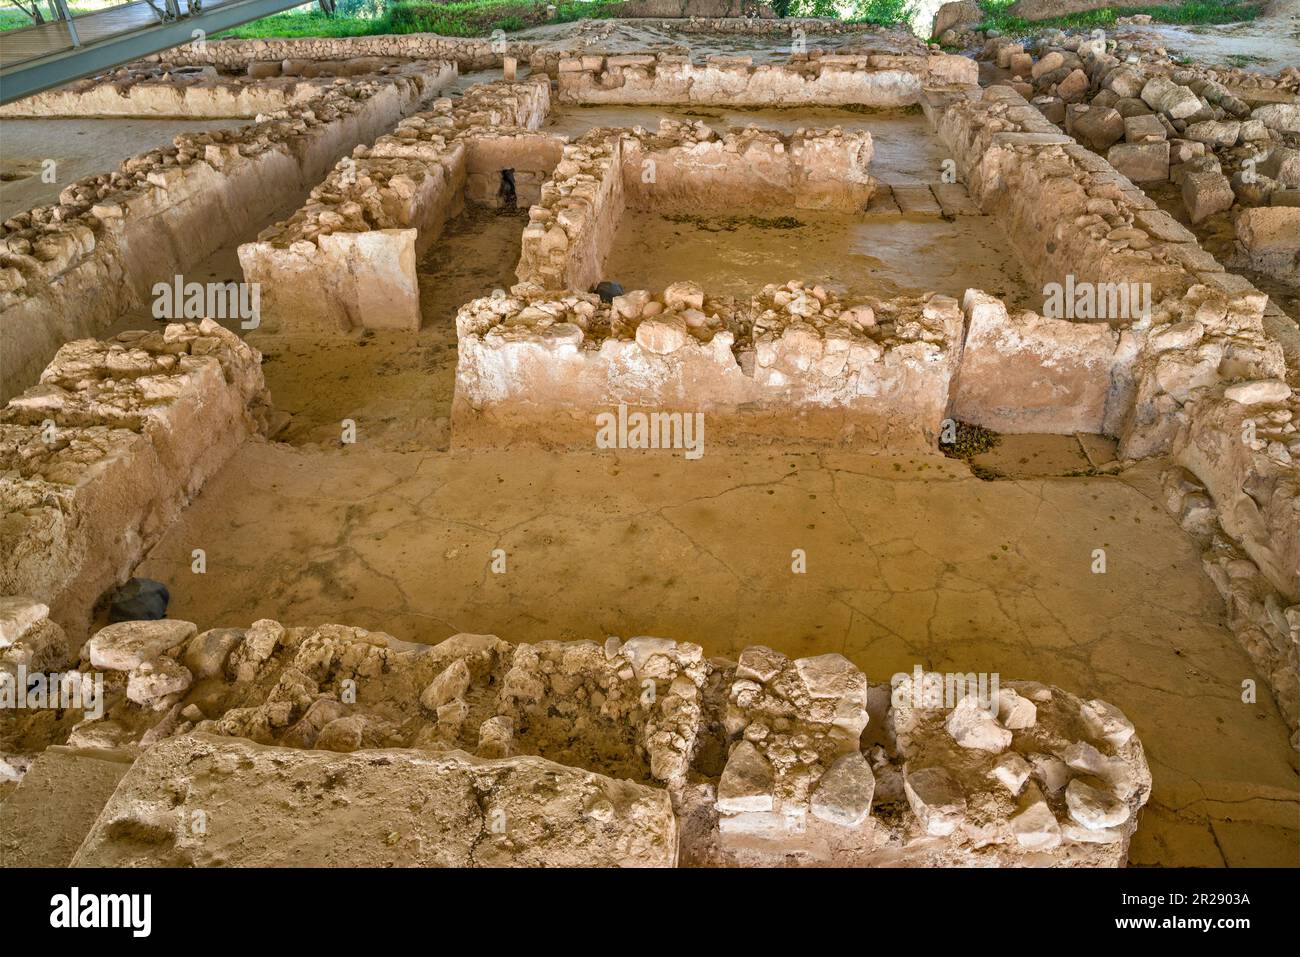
[516,133,626,292]
[239,78,551,333]
[0,323,270,651]
[453,282,963,452]
[925,86,1285,452]
[515,120,875,291]
[148,34,529,73]
[0,73,444,401]
[0,69,335,118]
[619,120,875,214]
[556,52,977,107]
[1162,386,1300,746]
[25,612,1151,866]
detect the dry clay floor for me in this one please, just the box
[133,443,1300,867]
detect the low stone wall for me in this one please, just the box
[516,132,625,292]
[516,120,875,291]
[0,67,333,118]
[34,615,1150,866]
[0,323,269,651]
[1172,384,1300,603]
[951,289,1122,435]
[924,85,1285,454]
[0,72,447,401]
[1162,384,1300,747]
[620,119,876,214]
[453,282,963,452]
[148,33,529,73]
[238,78,552,333]
[556,52,977,107]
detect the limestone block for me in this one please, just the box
[73,734,678,867]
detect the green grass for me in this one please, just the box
[217,11,392,39]
[5,0,1258,42]
[973,0,1263,35]
[214,0,625,40]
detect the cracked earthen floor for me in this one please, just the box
[132,443,1300,866]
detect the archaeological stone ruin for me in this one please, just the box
[0,5,1297,878]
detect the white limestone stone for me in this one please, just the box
[946,696,1012,752]
[86,619,198,671]
[717,740,775,813]
[810,751,875,826]
[904,766,967,836]
[1065,779,1131,830]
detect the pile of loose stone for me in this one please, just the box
[980,30,1300,283]
[0,604,1152,866]
[694,645,1151,865]
[457,279,955,363]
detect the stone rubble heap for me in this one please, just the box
[2,609,1152,867]
[982,31,1300,284]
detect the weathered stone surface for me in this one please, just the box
[182,628,244,680]
[717,740,775,813]
[72,733,678,867]
[1108,141,1170,183]
[1011,782,1061,849]
[1070,105,1125,149]
[86,620,197,671]
[1065,778,1131,830]
[0,746,133,867]
[809,751,875,826]
[126,657,193,709]
[904,766,967,836]
[990,752,1032,794]
[1224,379,1292,406]
[1182,171,1234,224]
[420,658,471,711]
[947,696,1013,752]
[0,597,48,647]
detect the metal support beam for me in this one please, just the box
[51,0,80,47]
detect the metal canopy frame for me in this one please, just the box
[0,0,311,105]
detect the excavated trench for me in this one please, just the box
[1,28,1297,868]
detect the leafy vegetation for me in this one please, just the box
[4,0,1259,40]
[973,0,1262,35]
